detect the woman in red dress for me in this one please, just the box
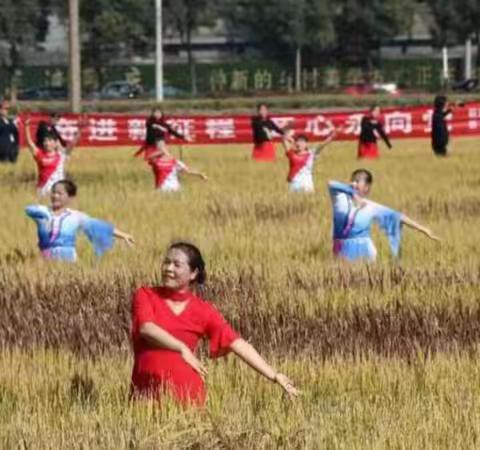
[250,103,285,161]
[358,105,392,159]
[131,242,299,406]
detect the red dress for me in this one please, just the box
[357,141,379,159]
[131,287,240,405]
[252,141,276,161]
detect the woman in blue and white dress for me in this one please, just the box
[25,179,134,262]
[328,169,439,262]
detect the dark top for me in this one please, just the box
[251,115,284,145]
[145,117,185,145]
[0,117,19,162]
[359,115,392,148]
[35,121,67,148]
[431,109,451,149]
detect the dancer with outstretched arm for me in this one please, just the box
[358,105,392,159]
[25,179,134,262]
[328,169,439,262]
[25,117,79,196]
[145,145,207,192]
[251,103,285,161]
[134,108,191,160]
[131,241,299,406]
[281,127,339,193]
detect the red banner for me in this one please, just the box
[20,103,480,147]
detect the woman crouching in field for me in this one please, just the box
[328,169,439,262]
[282,127,339,193]
[25,179,134,262]
[130,242,299,406]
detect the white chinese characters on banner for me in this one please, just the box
[205,118,235,139]
[88,118,118,142]
[343,114,363,135]
[56,118,80,142]
[167,119,196,140]
[468,107,480,130]
[271,117,295,132]
[304,115,335,136]
[127,119,146,141]
[384,111,413,134]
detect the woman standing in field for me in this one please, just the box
[25,179,134,262]
[145,145,207,192]
[358,105,392,159]
[134,107,191,160]
[431,95,453,157]
[131,242,299,406]
[251,103,285,161]
[328,169,439,262]
[24,117,80,197]
[282,127,339,193]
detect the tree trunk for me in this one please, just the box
[295,45,302,92]
[476,32,480,69]
[186,25,197,96]
[8,43,19,102]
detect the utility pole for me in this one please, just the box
[68,0,82,112]
[155,0,164,102]
[442,46,449,90]
[465,38,472,80]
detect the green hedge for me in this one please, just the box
[2,57,467,98]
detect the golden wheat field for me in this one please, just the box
[1,138,480,449]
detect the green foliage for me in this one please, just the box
[163,0,219,95]
[334,0,417,69]
[426,0,463,47]
[228,0,335,57]
[0,0,51,80]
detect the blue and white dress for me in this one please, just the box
[25,205,115,262]
[328,181,403,261]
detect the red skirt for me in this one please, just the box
[358,141,379,159]
[252,141,276,161]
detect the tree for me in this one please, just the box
[334,0,416,73]
[426,0,462,47]
[52,0,154,90]
[442,0,480,68]
[163,0,217,96]
[225,0,335,91]
[0,0,51,96]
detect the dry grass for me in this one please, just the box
[0,137,479,448]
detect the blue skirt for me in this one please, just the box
[333,237,377,262]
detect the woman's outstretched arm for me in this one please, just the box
[315,128,340,155]
[113,228,135,246]
[183,166,208,180]
[401,215,440,241]
[230,338,299,398]
[23,118,38,157]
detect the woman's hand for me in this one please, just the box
[424,228,441,242]
[122,233,135,246]
[180,346,208,378]
[114,229,135,246]
[274,373,300,398]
